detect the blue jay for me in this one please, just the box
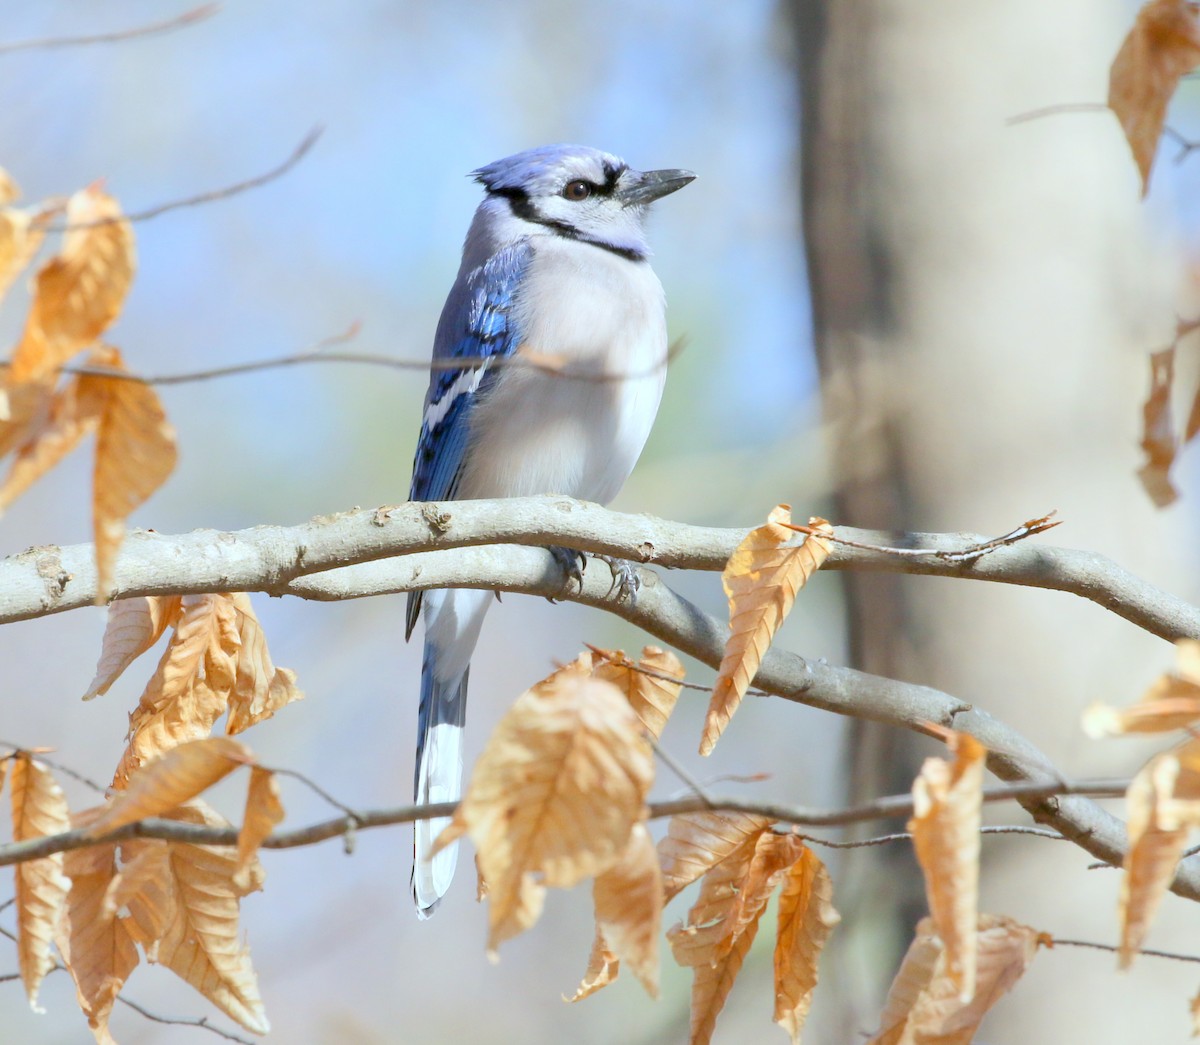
[407,143,693,916]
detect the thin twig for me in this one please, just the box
[114,996,254,1045]
[6,344,673,387]
[0,4,218,55]
[269,765,362,822]
[0,777,1132,868]
[1005,101,1110,126]
[787,511,1061,564]
[48,125,323,232]
[651,739,715,806]
[1050,937,1200,966]
[799,824,1067,851]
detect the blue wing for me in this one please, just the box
[405,241,530,638]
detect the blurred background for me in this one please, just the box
[1,1,1199,1042]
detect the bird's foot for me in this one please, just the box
[595,554,641,603]
[548,546,586,601]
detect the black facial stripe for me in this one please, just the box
[496,190,646,261]
[599,161,625,196]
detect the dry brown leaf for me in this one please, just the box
[1137,347,1181,506]
[592,822,662,998]
[1110,0,1200,195]
[1119,740,1200,966]
[775,846,841,1044]
[591,645,684,740]
[9,753,71,1011]
[437,670,654,955]
[658,810,774,903]
[57,808,138,1045]
[0,373,54,463]
[908,731,985,1002]
[701,507,832,755]
[868,915,1043,1045]
[686,910,762,1045]
[0,376,99,513]
[668,832,799,1045]
[11,185,135,379]
[0,168,19,205]
[235,767,284,892]
[75,344,177,600]
[114,839,176,945]
[124,801,269,1033]
[1086,638,1200,736]
[0,205,46,304]
[568,930,621,1002]
[112,593,241,787]
[89,736,254,837]
[83,595,183,700]
[225,592,304,733]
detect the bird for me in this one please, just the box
[406,143,694,916]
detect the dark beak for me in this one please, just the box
[618,168,696,206]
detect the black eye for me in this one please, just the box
[563,180,592,201]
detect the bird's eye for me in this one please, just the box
[563,180,592,201]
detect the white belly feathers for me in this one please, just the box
[456,237,668,504]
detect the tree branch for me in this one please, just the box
[3,500,1196,895]
[0,777,1128,868]
[1,497,1196,639]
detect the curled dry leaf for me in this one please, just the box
[568,930,621,1003]
[0,167,18,205]
[122,801,269,1034]
[775,846,840,1044]
[1119,739,1200,967]
[1138,348,1180,506]
[668,832,804,1045]
[76,344,177,600]
[226,592,304,733]
[83,595,183,700]
[10,184,135,379]
[701,507,832,756]
[436,670,654,955]
[9,753,71,1012]
[235,766,284,892]
[591,644,685,740]
[1085,638,1200,736]
[0,204,46,304]
[867,915,1043,1045]
[111,593,300,788]
[1109,0,1200,195]
[908,732,985,1002]
[591,822,662,998]
[658,809,774,903]
[88,736,255,838]
[0,375,98,513]
[57,808,137,1045]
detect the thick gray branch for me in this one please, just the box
[3,499,1197,895]
[1,496,1197,639]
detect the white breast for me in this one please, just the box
[457,237,668,504]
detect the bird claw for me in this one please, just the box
[595,554,641,603]
[548,546,586,600]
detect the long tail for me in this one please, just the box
[410,588,491,918]
[412,648,468,917]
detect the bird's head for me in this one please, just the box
[472,144,694,260]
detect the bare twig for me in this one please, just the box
[800,824,1067,851]
[0,777,1131,869]
[1050,937,1200,966]
[48,126,323,231]
[1005,101,1110,126]
[114,996,254,1045]
[787,510,1060,563]
[0,4,218,55]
